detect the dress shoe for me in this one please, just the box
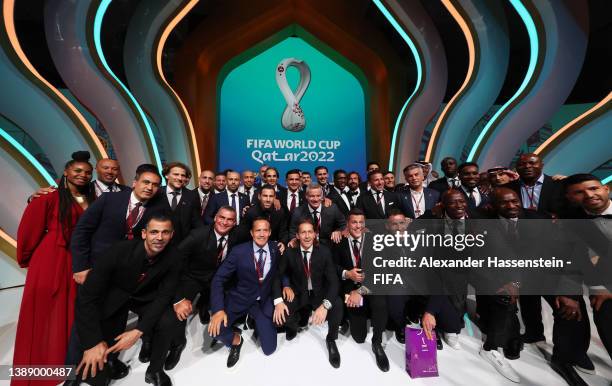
[286,328,297,341]
[227,335,243,368]
[550,360,588,386]
[436,334,443,350]
[107,358,129,380]
[139,336,152,363]
[573,355,595,375]
[520,333,545,344]
[372,343,389,372]
[479,348,520,383]
[63,379,81,386]
[145,368,172,386]
[504,338,523,360]
[339,320,349,336]
[164,342,186,371]
[199,310,210,325]
[326,340,341,368]
[395,328,405,344]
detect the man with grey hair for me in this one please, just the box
[288,183,346,249]
[396,163,440,219]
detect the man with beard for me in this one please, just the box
[327,169,352,217]
[429,157,461,193]
[279,169,305,213]
[315,166,333,196]
[204,170,249,225]
[213,172,226,194]
[239,170,257,205]
[346,171,362,208]
[239,185,289,249]
[195,170,215,220]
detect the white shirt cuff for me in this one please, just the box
[342,270,347,280]
[173,298,186,306]
[273,297,283,306]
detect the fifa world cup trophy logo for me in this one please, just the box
[276,58,311,132]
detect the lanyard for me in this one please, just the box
[411,191,424,216]
[522,184,537,209]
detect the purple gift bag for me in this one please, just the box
[405,327,439,378]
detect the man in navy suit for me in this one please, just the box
[457,162,490,212]
[208,218,282,368]
[395,163,440,219]
[203,170,250,225]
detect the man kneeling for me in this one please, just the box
[274,219,343,368]
[74,214,182,386]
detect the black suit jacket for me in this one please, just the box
[327,188,352,217]
[333,235,374,295]
[203,190,250,225]
[289,204,346,246]
[75,239,181,349]
[278,189,306,214]
[356,190,399,219]
[458,185,490,211]
[71,190,161,272]
[157,187,203,244]
[176,226,238,302]
[504,175,564,215]
[428,177,460,193]
[237,203,289,245]
[274,245,339,308]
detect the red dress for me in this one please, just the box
[12,191,84,386]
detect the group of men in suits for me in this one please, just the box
[33,154,609,386]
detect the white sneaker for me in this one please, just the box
[479,347,521,383]
[441,332,461,350]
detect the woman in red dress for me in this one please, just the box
[12,151,95,386]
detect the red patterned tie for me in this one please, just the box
[126,202,142,240]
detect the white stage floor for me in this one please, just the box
[1,287,610,386]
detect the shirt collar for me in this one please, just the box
[130,192,147,206]
[167,186,182,195]
[586,200,612,216]
[253,241,270,255]
[521,174,545,186]
[300,245,314,254]
[308,204,320,214]
[214,230,227,241]
[445,213,465,221]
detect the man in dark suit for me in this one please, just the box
[356,170,399,219]
[503,154,564,347]
[160,162,202,244]
[288,184,346,248]
[457,162,490,212]
[333,208,389,371]
[273,219,343,368]
[428,157,460,193]
[208,218,282,367]
[73,214,182,386]
[395,163,440,219]
[278,169,305,213]
[261,166,287,197]
[315,165,333,197]
[213,172,226,194]
[346,171,363,207]
[92,158,129,197]
[194,170,215,222]
[327,169,352,217]
[158,206,239,371]
[238,185,289,247]
[203,170,249,225]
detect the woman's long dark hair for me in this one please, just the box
[58,151,95,244]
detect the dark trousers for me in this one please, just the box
[476,295,520,350]
[543,295,590,364]
[519,295,545,341]
[593,298,612,360]
[345,294,387,344]
[216,302,277,355]
[285,293,342,341]
[77,302,179,386]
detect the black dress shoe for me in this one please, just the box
[395,328,405,344]
[63,379,81,386]
[107,358,129,380]
[199,310,210,325]
[436,334,443,350]
[227,336,243,368]
[521,333,545,344]
[504,338,523,360]
[286,328,297,341]
[145,368,172,386]
[139,336,152,363]
[339,320,349,335]
[326,340,341,368]
[164,342,187,371]
[372,343,390,372]
[550,360,588,386]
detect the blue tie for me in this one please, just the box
[231,193,237,211]
[257,248,266,280]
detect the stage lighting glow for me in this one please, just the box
[371,0,423,172]
[466,0,539,162]
[93,0,163,172]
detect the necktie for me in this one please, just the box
[200,193,209,215]
[311,210,319,232]
[170,191,179,210]
[302,250,310,276]
[290,193,297,211]
[126,202,142,239]
[216,236,226,265]
[352,239,361,267]
[256,248,266,281]
[375,191,384,214]
[231,193,237,212]
[507,221,519,244]
[451,220,460,235]
[468,189,477,208]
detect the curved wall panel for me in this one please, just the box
[44,0,161,180]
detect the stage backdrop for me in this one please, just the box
[218,37,366,182]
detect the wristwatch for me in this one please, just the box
[322,299,332,310]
